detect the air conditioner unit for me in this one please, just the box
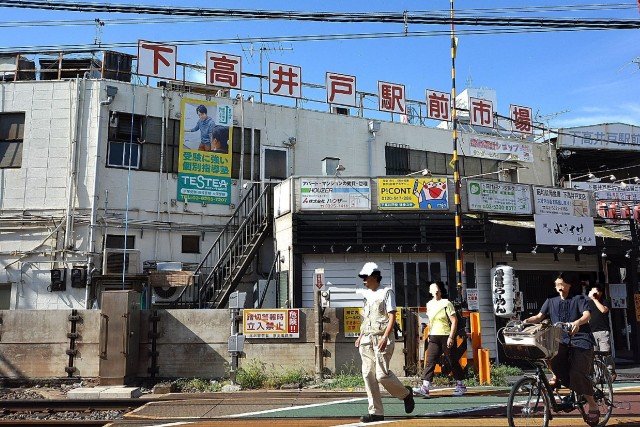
[102,249,142,274]
[152,285,196,303]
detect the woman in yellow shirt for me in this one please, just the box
[414,281,466,398]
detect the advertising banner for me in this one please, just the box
[378,177,449,210]
[178,98,233,205]
[467,135,533,162]
[466,180,532,214]
[534,214,596,246]
[533,186,591,217]
[299,177,371,210]
[243,309,300,338]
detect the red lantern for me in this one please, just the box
[609,202,618,220]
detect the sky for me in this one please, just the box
[1,0,640,129]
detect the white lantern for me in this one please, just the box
[491,265,516,318]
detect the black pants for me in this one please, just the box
[549,344,594,396]
[421,335,465,382]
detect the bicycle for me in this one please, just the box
[501,320,614,427]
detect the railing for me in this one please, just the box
[174,183,273,308]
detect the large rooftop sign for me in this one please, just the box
[557,123,640,151]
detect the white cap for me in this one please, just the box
[358,262,379,277]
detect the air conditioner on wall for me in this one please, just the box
[152,285,196,303]
[102,249,142,275]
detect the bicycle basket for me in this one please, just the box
[502,323,561,360]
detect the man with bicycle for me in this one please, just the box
[524,272,599,427]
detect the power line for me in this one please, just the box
[2,1,640,30]
[0,26,623,55]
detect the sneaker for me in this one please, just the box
[413,385,430,398]
[452,384,467,396]
[360,414,384,423]
[403,386,415,413]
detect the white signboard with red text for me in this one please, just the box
[269,62,302,98]
[326,72,357,107]
[243,309,300,338]
[137,40,177,80]
[206,51,241,89]
[426,89,451,121]
[467,135,533,163]
[469,97,494,128]
[510,104,533,135]
[378,81,406,114]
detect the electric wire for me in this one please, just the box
[0,25,630,55]
[1,0,640,29]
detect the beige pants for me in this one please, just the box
[359,334,409,415]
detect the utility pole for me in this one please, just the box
[449,0,464,307]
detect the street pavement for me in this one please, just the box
[103,364,640,427]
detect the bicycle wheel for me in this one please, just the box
[592,359,614,426]
[507,376,551,427]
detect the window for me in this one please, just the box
[105,235,135,249]
[182,235,200,254]
[385,143,409,175]
[231,127,261,180]
[261,146,288,181]
[0,112,25,168]
[0,283,11,310]
[139,117,180,174]
[107,141,140,168]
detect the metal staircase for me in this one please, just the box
[174,183,274,308]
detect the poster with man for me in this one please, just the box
[178,98,233,205]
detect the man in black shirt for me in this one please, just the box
[525,272,599,426]
[588,284,616,381]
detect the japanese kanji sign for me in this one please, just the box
[467,135,533,162]
[378,177,449,210]
[533,186,591,217]
[326,72,356,107]
[314,268,325,291]
[137,40,177,80]
[466,180,532,214]
[343,307,363,337]
[206,51,241,89]
[178,98,233,205]
[510,104,533,134]
[378,81,406,114]
[299,177,371,211]
[243,309,300,338]
[557,123,640,152]
[269,62,302,98]
[469,97,494,128]
[534,213,596,246]
[426,89,451,121]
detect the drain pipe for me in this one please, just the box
[154,87,167,260]
[238,94,245,193]
[86,84,118,308]
[64,76,84,251]
[249,95,255,181]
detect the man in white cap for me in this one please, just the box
[355,262,414,423]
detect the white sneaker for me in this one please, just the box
[413,385,430,398]
[452,384,466,396]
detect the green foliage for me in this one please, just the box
[487,363,523,387]
[320,359,364,390]
[172,377,224,393]
[236,359,269,389]
[236,359,313,390]
[426,363,522,387]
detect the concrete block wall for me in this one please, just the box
[0,308,406,380]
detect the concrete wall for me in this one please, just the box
[0,308,405,380]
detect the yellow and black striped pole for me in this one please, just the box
[450,0,464,302]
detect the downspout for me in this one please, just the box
[86,84,117,308]
[154,87,167,260]
[64,75,85,250]
[249,95,255,181]
[238,95,245,192]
